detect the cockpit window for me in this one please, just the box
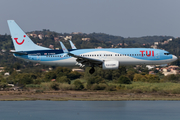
[164,53,170,55]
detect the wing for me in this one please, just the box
[68,52,103,66]
[10,50,28,55]
[60,41,103,66]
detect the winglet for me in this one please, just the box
[69,40,77,49]
[59,41,69,53]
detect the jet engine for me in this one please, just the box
[102,61,119,70]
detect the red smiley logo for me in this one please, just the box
[14,35,25,45]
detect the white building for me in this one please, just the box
[64,36,72,40]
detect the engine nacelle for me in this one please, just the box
[102,61,119,70]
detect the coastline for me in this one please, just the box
[1,91,180,101]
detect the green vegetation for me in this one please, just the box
[0,64,179,95]
[122,82,180,94]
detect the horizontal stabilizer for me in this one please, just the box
[10,50,28,55]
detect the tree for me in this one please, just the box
[126,71,136,81]
[17,73,34,85]
[144,74,160,83]
[68,71,81,80]
[56,76,71,84]
[133,74,143,82]
[44,71,56,81]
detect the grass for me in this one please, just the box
[122,82,180,94]
[38,81,180,94]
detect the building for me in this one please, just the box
[4,72,10,76]
[49,45,54,49]
[64,36,72,40]
[161,65,179,76]
[154,42,159,45]
[82,38,90,41]
[72,69,84,72]
[146,65,155,70]
[37,43,43,46]
[38,34,43,39]
[72,32,83,35]
[96,46,102,49]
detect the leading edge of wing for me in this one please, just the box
[68,52,103,64]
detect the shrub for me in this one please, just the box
[68,71,82,80]
[144,74,160,83]
[86,76,105,89]
[0,82,7,88]
[90,83,107,90]
[26,84,41,88]
[35,90,44,93]
[105,85,116,91]
[118,75,131,84]
[50,82,59,90]
[73,80,84,90]
[59,83,75,90]
[162,74,180,83]
[56,76,71,84]
[33,79,42,84]
[133,74,143,82]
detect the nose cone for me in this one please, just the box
[172,55,178,61]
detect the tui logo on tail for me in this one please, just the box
[14,35,26,45]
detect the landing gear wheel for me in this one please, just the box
[89,67,95,74]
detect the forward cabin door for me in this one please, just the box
[155,51,160,59]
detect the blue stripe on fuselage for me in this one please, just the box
[14,48,173,62]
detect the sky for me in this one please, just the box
[1,0,180,38]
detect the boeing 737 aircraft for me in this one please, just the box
[7,20,177,74]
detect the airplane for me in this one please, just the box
[7,20,177,74]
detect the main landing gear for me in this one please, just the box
[89,67,95,74]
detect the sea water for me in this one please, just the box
[0,101,180,120]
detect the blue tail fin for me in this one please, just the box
[59,41,69,53]
[69,40,77,49]
[7,20,50,51]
